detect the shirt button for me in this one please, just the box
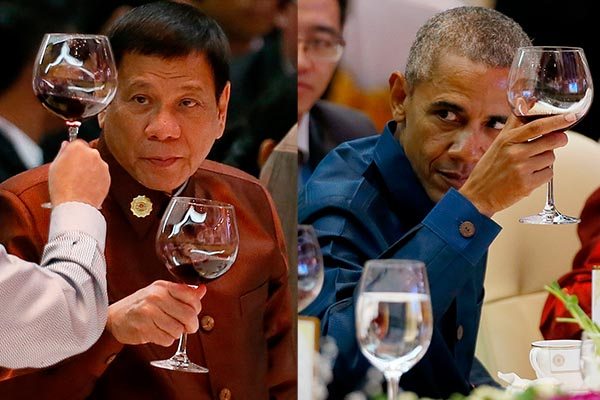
[200,315,215,332]
[459,221,476,238]
[105,353,117,365]
[457,325,464,341]
[219,388,232,400]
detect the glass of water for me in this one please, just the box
[356,259,433,399]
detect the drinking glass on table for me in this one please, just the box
[356,259,433,400]
[297,224,324,312]
[153,197,239,373]
[507,46,593,224]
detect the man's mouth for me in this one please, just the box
[438,171,469,188]
[143,157,180,167]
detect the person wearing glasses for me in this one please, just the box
[297,0,375,189]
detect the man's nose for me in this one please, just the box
[145,105,181,140]
[448,129,489,162]
[297,40,313,72]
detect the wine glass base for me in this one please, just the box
[150,356,209,374]
[519,209,580,225]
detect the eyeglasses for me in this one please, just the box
[298,34,345,62]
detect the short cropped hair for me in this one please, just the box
[107,1,230,98]
[405,6,531,91]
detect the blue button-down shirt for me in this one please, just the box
[298,122,501,398]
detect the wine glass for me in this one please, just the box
[32,33,118,142]
[152,197,239,373]
[507,46,593,224]
[297,224,324,312]
[356,259,433,400]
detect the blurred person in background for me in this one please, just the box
[541,186,600,339]
[179,0,297,177]
[324,0,463,131]
[297,0,375,190]
[0,1,71,181]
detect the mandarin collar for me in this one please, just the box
[96,136,178,238]
[372,121,435,222]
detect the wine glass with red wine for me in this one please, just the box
[152,197,239,373]
[32,33,117,142]
[507,46,593,224]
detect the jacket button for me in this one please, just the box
[200,315,215,332]
[457,325,464,341]
[219,388,232,400]
[459,221,476,238]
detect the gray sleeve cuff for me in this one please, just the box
[49,202,107,251]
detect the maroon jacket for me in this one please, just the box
[540,185,600,340]
[0,138,296,399]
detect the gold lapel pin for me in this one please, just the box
[130,195,153,218]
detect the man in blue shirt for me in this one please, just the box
[299,6,578,399]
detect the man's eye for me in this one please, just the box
[180,99,198,108]
[132,95,148,104]
[310,39,335,49]
[437,110,458,122]
[490,120,506,130]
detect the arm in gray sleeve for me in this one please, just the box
[0,201,108,369]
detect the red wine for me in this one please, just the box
[36,93,109,121]
[167,258,233,285]
[33,77,111,121]
[516,113,560,124]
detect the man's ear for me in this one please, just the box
[216,82,230,139]
[97,110,107,129]
[389,71,408,122]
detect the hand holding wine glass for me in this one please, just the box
[153,197,239,373]
[297,224,324,312]
[356,259,433,400]
[507,46,593,224]
[33,33,118,142]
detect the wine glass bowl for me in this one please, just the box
[152,197,239,373]
[507,46,593,224]
[297,224,324,312]
[356,259,433,400]
[156,199,239,285]
[32,33,118,142]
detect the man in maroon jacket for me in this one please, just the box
[0,2,295,399]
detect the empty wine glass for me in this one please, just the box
[356,259,433,400]
[153,197,239,373]
[297,224,324,312]
[507,46,593,224]
[33,33,118,142]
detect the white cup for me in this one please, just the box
[529,339,583,388]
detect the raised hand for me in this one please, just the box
[459,112,576,217]
[106,280,206,347]
[49,140,110,209]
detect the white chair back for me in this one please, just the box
[476,131,600,382]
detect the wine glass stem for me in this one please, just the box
[544,175,556,212]
[66,121,81,142]
[385,372,402,400]
[174,333,189,358]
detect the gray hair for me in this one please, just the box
[405,6,531,90]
